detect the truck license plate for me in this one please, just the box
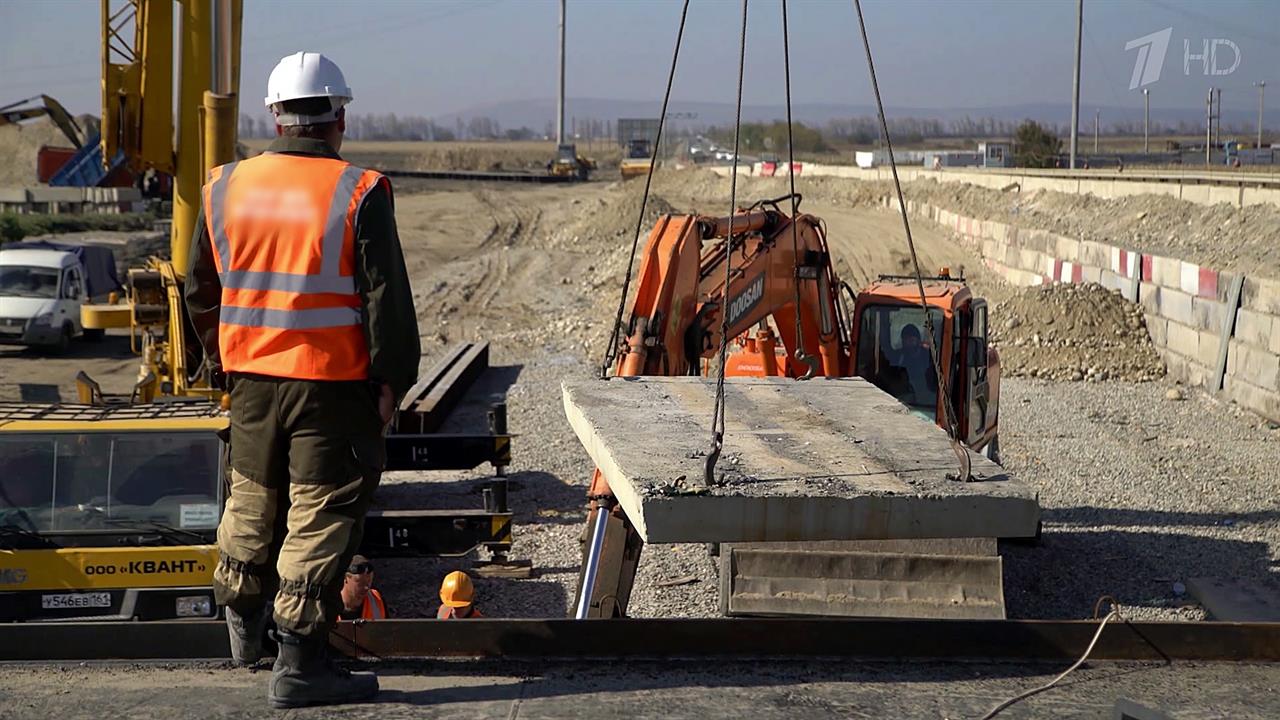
[41,592,112,610]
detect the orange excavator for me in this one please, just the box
[575,195,1002,619]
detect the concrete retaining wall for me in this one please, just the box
[892,197,1280,422]
[706,164,1280,209]
[0,187,144,215]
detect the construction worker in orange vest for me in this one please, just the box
[339,555,386,621]
[184,51,419,709]
[437,571,484,619]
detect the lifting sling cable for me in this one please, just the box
[781,0,815,378]
[601,0,691,378]
[852,0,971,481]
[704,0,750,487]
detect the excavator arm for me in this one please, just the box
[617,202,849,379]
[0,94,84,148]
[575,201,853,618]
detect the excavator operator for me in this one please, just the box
[893,324,937,406]
[184,51,420,709]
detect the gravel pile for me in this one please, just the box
[989,282,1165,382]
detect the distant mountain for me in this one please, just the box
[438,97,1264,133]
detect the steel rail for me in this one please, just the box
[2,618,1278,663]
[375,168,580,184]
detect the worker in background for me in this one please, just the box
[437,571,484,619]
[184,51,420,709]
[338,555,387,620]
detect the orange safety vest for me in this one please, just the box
[437,604,483,619]
[202,153,385,380]
[361,588,387,620]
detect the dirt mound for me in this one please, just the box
[902,177,1280,279]
[0,119,72,186]
[989,282,1164,382]
[334,140,623,173]
[650,168,891,210]
[558,182,678,250]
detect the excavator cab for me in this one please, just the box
[850,273,999,458]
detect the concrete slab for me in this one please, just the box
[1187,577,1280,621]
[721,538,1005,619]
[562,376,1040,544]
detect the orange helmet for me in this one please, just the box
[439,571,475,608]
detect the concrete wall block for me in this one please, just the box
[1054,235,1081,259]
[1224,376,1280,422]
[1150,255,1182,288]
[1081,265,1102,284]
[1165,320,1200,359]
[1234,308,1274,349]
[1229,340,1280,390]
[1145,315,1168,347]
[1139,282,1161,314]
[1100,269,1124,293]
[1242,276,1280,315]
[1157,288,1195,326]
[1020,229,1050,255]
[980,239,999,259]
[1161,348,1206,386]
[1242,187,1280,209]
[1197,329,1222,369]
[1017,249,1042,273]
[1191,297,1225,335]
[1078,240,1112,268]
[1271,317,1280,356]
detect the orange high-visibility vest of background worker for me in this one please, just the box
[361,587,387,620]
[203,151,384,379]
[437,571,484,619]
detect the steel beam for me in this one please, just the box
[3,618,1279,663]
[377,168,580,184]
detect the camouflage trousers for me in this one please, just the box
[213,374,384,637]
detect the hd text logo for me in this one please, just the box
[1125,27,1241,90]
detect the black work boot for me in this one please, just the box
[225,605,269,667]
[268,629,378,709]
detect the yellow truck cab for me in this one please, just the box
[0,402,225,621]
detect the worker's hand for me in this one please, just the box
[378,383,395,428]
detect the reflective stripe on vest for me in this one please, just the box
[362,589,386,620]
[203,154,383,380]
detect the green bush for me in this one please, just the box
[0,212,155,244]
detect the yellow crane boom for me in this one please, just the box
[101,0,242,276]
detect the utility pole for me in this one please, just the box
[556,0,566,148]
[1143,88,1150,154]
[1069,0,1082,169]
[1206,89,1213,166]
[1214,88,1222,149]
[1257,81,1267,149]
[1094,108,1100,153]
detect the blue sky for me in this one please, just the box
[1,0,1276,120]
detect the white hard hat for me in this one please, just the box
[264,52,353,126]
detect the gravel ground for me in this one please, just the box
[5,658,1280,719]
[1000,378,1280,621]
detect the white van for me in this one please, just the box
[0,243,120,351]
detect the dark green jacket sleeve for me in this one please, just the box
[354,179,420,399]
[184,206,224,375]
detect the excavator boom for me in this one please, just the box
[618,201,849,379]
[0,94,84,149]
